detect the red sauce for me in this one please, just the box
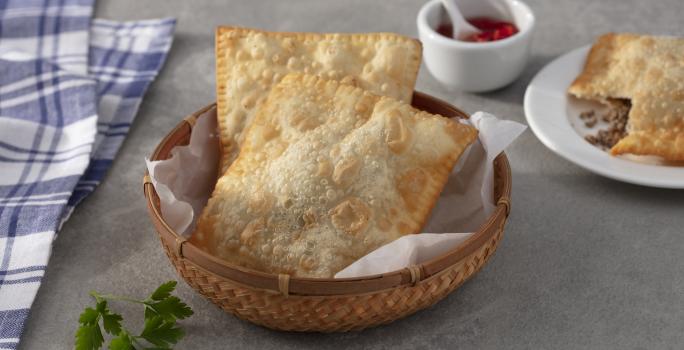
[436,17,518,42]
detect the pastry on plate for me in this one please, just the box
[215,26,422,172]
[191,74,477,278]
[568,33,684,160]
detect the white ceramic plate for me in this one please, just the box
[524,45,684,188]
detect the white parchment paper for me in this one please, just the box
[145,106,526,278]
[145,107,220,237]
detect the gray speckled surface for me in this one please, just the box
[18,0,684,349]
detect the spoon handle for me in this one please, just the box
[440,0,481,37]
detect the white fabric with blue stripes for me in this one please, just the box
[0,1,175,348]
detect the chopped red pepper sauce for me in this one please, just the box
[436,17,518,42]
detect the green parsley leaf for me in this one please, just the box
[150,281,177,301]
[79,307,100,325]
[140,316,185,348]
[96,300,108,313]
[75,323,104,350]
[146,296,193,322]
[108,333,134,350]
[89,299,123,336]
[144,305,155,321]
[77,281,192,350]
[102,311,123,336]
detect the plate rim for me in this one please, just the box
[524,45,684,189]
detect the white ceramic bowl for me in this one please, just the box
[417,0,535,92]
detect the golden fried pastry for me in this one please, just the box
[191,74,477,278]
[568,33,684,160]
[215,26,422,172]
[568,33,645,100]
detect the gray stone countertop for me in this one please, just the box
[19,0,684,349]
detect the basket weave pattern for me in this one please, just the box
[160,220,504,332]
[145,94,512,332]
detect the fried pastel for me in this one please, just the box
[610,66,684,159]
[568,33,645,100]
[568,33,684,160]
[215,26,422,172]
[191,74,477,278]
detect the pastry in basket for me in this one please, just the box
[215,26,422,171]
[568,33,684,160]
[190,74,478,278]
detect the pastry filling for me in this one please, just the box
[582,98,631,150]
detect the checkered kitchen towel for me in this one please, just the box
[0,0,175,348]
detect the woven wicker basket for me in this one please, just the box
[143,92,512,332]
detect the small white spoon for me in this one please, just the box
[439,0,481,38]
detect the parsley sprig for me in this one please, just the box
[75,281,193,350]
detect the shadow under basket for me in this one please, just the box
[143,91,512,332]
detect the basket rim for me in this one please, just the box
[143,91,512,296]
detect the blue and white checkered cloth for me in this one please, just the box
[0,1,175,348]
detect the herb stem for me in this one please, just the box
[130,335,146,348]
[90,291,145,304]
[78,281,190,350]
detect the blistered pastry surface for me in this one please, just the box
[215,26,422,171]
[191,74,477,278]
[568,33,684,160]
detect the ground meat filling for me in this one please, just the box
[583,98,631,149]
